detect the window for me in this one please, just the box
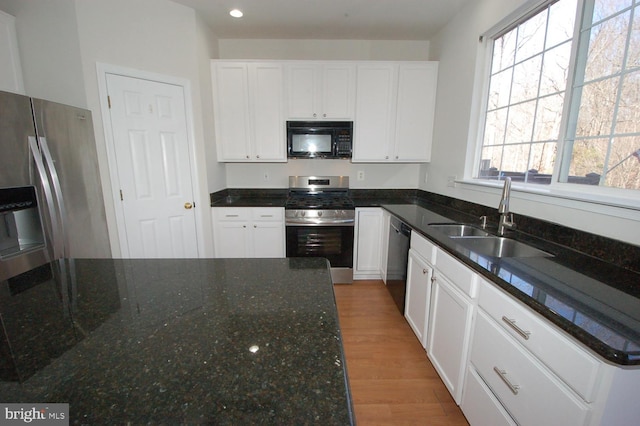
[477,0,640,192]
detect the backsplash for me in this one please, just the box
[412,190,640,275]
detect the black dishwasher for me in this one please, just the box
[386,216,411,314]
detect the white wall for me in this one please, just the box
[219,39,430,61]
[72,0,216,256]
[425,0,640,246]
[226,160,420,189]
[218,38,430,189]
[196,14,226,193]
[0,0,86,107]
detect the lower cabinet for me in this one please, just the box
[405,248,434,348]
[353,207,384,279]
[461,272,640,426]
[427,269,475,404]
[212,207,285,258]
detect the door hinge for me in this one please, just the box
[108,95,111,109]
[119,189,123,201]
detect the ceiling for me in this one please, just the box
[171,0,473,40]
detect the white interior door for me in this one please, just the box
[106,73,199,258]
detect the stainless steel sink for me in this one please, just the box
[428,223,490,237]
[455,236,553,258]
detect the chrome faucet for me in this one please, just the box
[497,177,516,236]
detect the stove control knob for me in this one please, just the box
[301,211,306,217]
[318,211,323,217]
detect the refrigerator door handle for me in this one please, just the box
[39,136,70,259]
[28,136,63,260]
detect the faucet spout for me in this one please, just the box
[498,177,516,235]
[498,177,511,214]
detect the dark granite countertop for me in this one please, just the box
[210,187,640,366]
[383,203,640,366]
[0,258,354,424]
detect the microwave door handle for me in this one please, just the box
[28,136,62,260]
[39,136,70,259]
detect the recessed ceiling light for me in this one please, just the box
[229,9,243,18]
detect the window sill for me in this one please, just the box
[455,179,640,219]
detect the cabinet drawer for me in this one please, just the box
[251,207,283,221]
[461,366,516,426]
[479,280,601,402]
[410,231,436,263]
[214,207,251,221]
[470,312,590,426]
[435,248,477,298]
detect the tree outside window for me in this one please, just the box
[478,0,640,191]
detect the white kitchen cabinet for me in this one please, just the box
[469,311,590,426]
[462,275,640,426]
[211,61,285,162]
[427,263,475,404]
[352,62,438,163]
[352,63,396,162]
[353,207,384,280]
[212,207,285,258]
[285,62,355,120]
[405,248,434,348]
[427,248,477,404]
[0,10,24,94]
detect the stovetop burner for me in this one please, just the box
[285,175,354,210]
[285,194,354,210]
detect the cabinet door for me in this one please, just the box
[353,208,383,279]
[405,249,433,348]
[212,62,251,161]
[286,63,319,119]
[252,222,285,258]
[394,63,438,162]
[352,64,397,162]
[215,221,250,258]
[322,63,355,119]
[249,63,286,161]
[427,273,474,404]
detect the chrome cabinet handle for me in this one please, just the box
[502,316,531,340]
[494,367,519,395]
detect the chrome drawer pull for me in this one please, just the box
[502,316,531,340]
[494,366,520,395]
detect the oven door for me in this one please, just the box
[286,225,353,268]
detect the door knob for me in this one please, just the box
[184,202,193,209]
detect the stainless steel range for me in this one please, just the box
[285,176,355,283]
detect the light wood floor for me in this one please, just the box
[334,280,469,426]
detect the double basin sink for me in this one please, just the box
[428,223,553,258]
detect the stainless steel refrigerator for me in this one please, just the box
[0,90,111,282]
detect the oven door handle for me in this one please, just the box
[285,219,355,226]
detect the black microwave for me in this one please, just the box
[287,121,353,159]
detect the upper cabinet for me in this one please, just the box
[285,62,355,120]
[212,61,286,162]
[352,62,438,163]
[211,59,438,163]
[0,11,25,95]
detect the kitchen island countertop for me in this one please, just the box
[0,257,354,424]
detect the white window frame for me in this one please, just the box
[464,0,640,214]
